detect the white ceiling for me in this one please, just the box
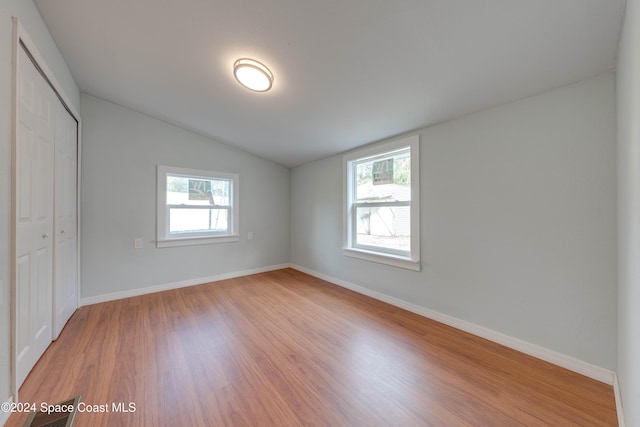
[35,0,625,167]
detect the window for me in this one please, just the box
[343,135,420,270]
[157,166,239,247]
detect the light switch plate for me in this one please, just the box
[134,237,143,249]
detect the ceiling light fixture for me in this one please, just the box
[233,58,274,92]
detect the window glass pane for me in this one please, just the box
[355,150,410,204]
[169,208,229,233]
[355,205,410,252]
[167,175,230,206]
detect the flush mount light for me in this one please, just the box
[233,58,274,92]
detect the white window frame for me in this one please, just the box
[157,165,239,248]
[343,135,420,271]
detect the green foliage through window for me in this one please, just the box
[357,156,410,185]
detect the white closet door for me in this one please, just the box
[15,46,55,387]
[53,98,78,339]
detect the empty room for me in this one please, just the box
[1,0,639,425]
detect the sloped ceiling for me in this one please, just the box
[35,0,625,167]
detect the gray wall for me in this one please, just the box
[617,0,640,423]
[80,94,290,299]
[291,73,617,370]
[0,0,80,406]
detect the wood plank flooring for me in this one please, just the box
[7,269,617,426]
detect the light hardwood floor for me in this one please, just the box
[8,268,617,426]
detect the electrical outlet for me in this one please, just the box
[134,237,143,249]
[248,232,253,240]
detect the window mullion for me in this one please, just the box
[354,201,411,208]
[167,205,231,210]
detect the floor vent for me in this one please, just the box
[23,396,81,427]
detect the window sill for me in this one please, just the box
[157,235,239,248]
[343,247,421,271]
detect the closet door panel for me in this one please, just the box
[15,46,55,387]
[53,99,78,338]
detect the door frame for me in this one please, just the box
[10,17,82,403]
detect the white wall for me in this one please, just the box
[80,94,290,300]
[0,0,79,409]
[291,73,617,370]
[617,0,640,423]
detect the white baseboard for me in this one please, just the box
[1,396,13,426]
[290,263,616,386]
[613,373,626,427]
[80,263,291,306]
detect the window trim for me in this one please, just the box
[343,135,420,271]
[157,165,239,248]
